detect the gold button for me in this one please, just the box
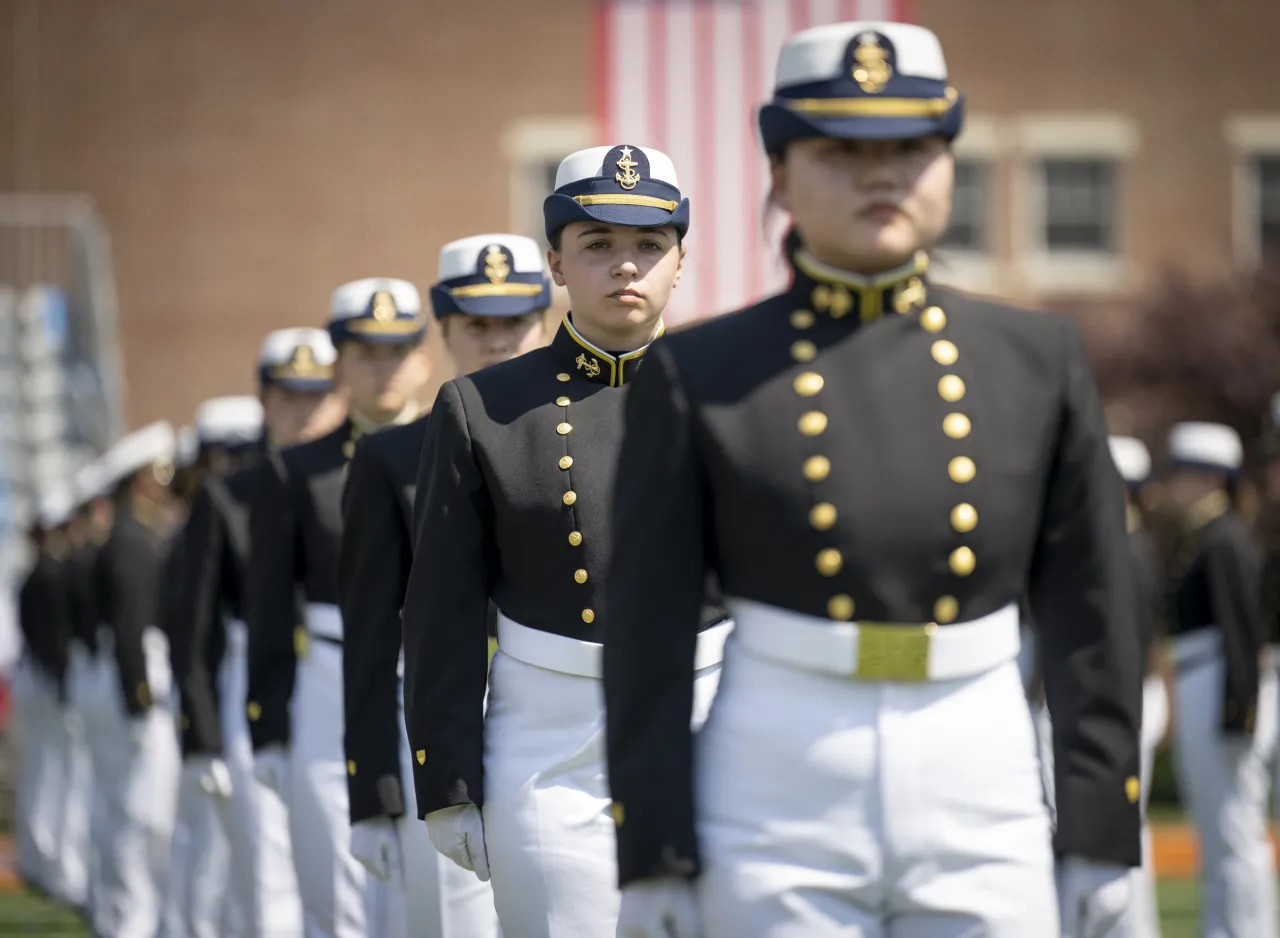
[791,340,817,362]
[948,456,975,483]
[809,502,837,531]
[568,531,583,546]
[943,413,971,439]
[790,309,816,329]
[921,306,947,333]
[556,396,571,407]
[933,595,959,623]
[793,372,824,396]
[247,701,262,721]
[950,503,978,533]
[574,568,588,584]
[949,547,975,576]
[931,340,958,366]
[556,422,572,435]
[937,375,965,402]
[803,455,831,482]
[581,608,595,624]
[559,456,573,470]
[347,760,357,777]
[827,594,856,621]
[815,548,843,577]
[563,491,577,505]
[611,802,625,826]
[416,749,426,765]
[557,372,571,382]
[798,411,828,437]
[1125,776,1140,804]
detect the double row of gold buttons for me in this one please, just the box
[555,372,594,625]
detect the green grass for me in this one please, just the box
[0,878,1213,936]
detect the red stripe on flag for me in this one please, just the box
[693,3,717,322]
[647,3,667,149]
[742,5,764,303]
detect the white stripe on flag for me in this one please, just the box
[598,0,909,325]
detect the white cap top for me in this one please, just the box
[74,458,112,504]
[36,485,76,529]
[1108,436,1151,484]
[1167,421,1243,471]
[330,278,421,321]
[774,21,948,89]
[438,234,546,281]
[101,420,177,488]
[259,327,337,369]
[554,145,680,190]
[195,395,264,446]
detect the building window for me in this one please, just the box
[939,160,989,252]
[1258,155,1280,256]
[1041,159,1117,252]
[502,117,594,248]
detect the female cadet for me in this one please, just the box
[402,148,730,938]
[1162,422,1277,938]
[603,22,1143,938]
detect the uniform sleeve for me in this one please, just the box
[1028,317,1143,867]
[1130,532,1163,667]
[1205,524,1265,735]
[171,482,226,756]
[18,562,72,700]
[340,441,409,822]
[104,533,161,716]
[604,342,708,886]
[245,454,301,750]
[402,381,495,815]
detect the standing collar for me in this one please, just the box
[550,314,665,387]
[788,244,931,322]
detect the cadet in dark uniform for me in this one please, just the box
[13,486,76,897]
[92,420,182,938]
[603,22,1143,938]
[1256,392,1280,845]
[340,233,552,938]
[171,329,340,938]
[163,395,266,938]
[1162,421,1277,938]
[403,147,730,938]
[1103,435,1167,938]
[246,280,431,938]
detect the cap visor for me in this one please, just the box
[578,203,682,230]
[760,103,961,151]
[452,294,549,317]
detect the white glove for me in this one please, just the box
[184,756,233,800]
[350,817,403,882]
[425,805,490,882]
[617,877,701,938]
[253,744,290,795]
[1056,855,1131,938]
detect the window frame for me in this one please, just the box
[1226,115,1280,268]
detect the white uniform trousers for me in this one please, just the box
[1271,646,1280,830]
[288,603,372,938]
[54,647,93,910]
[159,767,232,938]
[698,600,1057,938]
[1171,628,1278,938]
[363,675,499,938]
[483,615,727,938]
[11,656,66,892]
[223,621,305,938]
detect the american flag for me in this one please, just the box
[594,0,914,326]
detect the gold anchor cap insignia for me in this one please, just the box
[615,146,641,190]
[371,290,398,322]
[291,343,317,374]
[852,32,893,93]
[575,352,602,378]
[484,245,510,284]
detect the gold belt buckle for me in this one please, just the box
[855,622,936,681]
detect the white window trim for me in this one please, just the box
[1225,114,1280,268]
[932,115,1002,294]
[1011,114,1139,294]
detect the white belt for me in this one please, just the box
[728,597,1021,682]
[1171,627,1220,670]
[306,602,343,643]
[496,612,733,679]
[226,620,248,655]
